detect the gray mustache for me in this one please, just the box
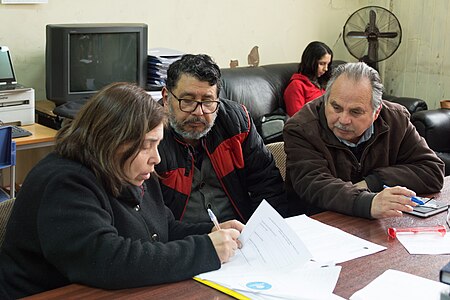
[334,123,351,131]
[183,117,208,126]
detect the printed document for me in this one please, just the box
[196,200,341,299]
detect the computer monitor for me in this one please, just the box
[46,23,148,106]
[0,46,16,84]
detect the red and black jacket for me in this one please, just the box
[155,99,287,223]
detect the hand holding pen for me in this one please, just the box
[207,208,245,263]
[370,185,417,219]
[383,185,426,205]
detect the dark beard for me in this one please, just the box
[167,104,217,140]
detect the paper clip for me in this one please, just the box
[387,225,446,239]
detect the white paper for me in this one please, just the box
[285,215,386,264]
[396,231,450,254]
[350,269,450,300]
[197,200,340,299]
[148,47,185,58]
[238,200,312,270]
[204,263,341,300]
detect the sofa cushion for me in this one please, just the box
[411,109,450,152]
[383,94,428,114]
[411,109,450,175]
[219,63,297,120]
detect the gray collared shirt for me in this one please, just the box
[337,124,375,147]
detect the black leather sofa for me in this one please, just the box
[220,63,297,121]
[219,63,297,143]
[411,109,450,175]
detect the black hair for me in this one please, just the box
[298,41,333,89]
[165,54,222,96]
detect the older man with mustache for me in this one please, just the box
[154,54,287,224]
[284,62,444,219]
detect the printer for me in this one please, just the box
[0,88,35,125]
[0,46,35,125]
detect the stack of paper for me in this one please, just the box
[197,201,343,299]
[147,47,184,91]
[196,200,389,299]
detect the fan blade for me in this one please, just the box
[377,32,398,38]
[343,6,402,62]
[346,31,368,38]
[368,9,377,32]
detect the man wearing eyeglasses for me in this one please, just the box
[154,54,287,223]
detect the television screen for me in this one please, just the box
[46,23,147,106]
[69,32,138,93]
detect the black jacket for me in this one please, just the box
[155,99,287,222]
[0,153,219,299]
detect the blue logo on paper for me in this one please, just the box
[246,281,272,290]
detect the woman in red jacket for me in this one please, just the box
[284,41,333,116]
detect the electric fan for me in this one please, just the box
[343,6,402,71]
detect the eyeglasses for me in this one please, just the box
[168,90,220,114]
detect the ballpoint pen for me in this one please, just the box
[382,185,425,205]
[207,208,221,231]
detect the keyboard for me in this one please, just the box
[11,125,32,138]
[0,83,26,91]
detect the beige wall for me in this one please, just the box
[8,0,450,109]
[6,0,449,109]
[385,0,450,109]
[0,0,378,102]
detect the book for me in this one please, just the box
[441,261,450,285]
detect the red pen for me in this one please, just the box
[387,225,446,239]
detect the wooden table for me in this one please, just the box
[13,123,57,185]
[25,177,450,299]
[319,178,450,298]
[14,123,57,151]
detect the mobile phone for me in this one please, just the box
[405,199,448,218]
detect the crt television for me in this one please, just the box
[46,23,148,106]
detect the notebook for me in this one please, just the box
[0,46,28,91]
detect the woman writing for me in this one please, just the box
[0,82,243,299]
[284,41,333,116]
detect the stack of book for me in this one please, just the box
[147,48,184,91]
